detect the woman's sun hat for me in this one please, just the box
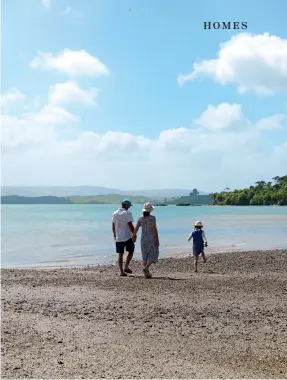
[194,220,203,227]
[142,202,155,212]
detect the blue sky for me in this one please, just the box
[1,0,287,191]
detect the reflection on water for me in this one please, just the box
[1,204,287,267]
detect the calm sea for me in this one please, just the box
[1,204,287,268]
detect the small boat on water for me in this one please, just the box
[176,203,203,206]
[154,204,168,206]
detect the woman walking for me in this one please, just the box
[133,202,159,279]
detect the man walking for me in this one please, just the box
[112,199,135,276]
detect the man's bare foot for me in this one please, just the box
[194,269,198,273]
[203,258,207,263]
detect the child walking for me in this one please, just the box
[187,221,208,272]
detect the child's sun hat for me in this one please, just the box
[194,221,203,227]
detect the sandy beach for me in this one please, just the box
[1,250,287,379]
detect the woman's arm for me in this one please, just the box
[152,223,160,248]
[132,220,141,242]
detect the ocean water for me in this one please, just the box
[1,204,287,268]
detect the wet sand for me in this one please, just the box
[1,250,287,379]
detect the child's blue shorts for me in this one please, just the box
[193,246,204,258]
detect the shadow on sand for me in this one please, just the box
[130,275,186,281]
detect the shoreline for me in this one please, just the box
[2,247,287,270]
[2,249,287,379]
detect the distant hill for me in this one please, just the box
[1,196,72,205]
[1,193,213,205]
[1,186,121,197]
[1,194,164,205]
[1,186,206,198]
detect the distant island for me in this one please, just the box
[1,190,212,205]
[0,186,203,198]
[1,176,286,205]
[212,176,287,206]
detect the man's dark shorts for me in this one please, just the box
[116,238,135,254]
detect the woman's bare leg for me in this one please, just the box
[146,260,153,269]
[142,260,149,278]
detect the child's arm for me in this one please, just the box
[202,230,208,246]
[187,232,193,242]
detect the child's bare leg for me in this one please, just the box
[194,257,198,272]
[201,251,207,263]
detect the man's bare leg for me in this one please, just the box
[118,254,126,276]
[125,251,134,271]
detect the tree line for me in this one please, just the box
[212,176,287,206]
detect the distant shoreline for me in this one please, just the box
[1,194,213,205]
[3,247,287,270]
[2,200,285,206]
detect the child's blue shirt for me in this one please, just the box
[187,229,207,249]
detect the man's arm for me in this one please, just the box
[127,211,134,234]
[128,222,135,234]
[112,223,116,240]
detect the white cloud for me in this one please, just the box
[0,88,25,108]
[256,114,286,130]
[2,96,286,189]
[30,49,109,77]
[1,115,56,149]
[49,81,98,107]
[178,33,287,95]
[27,105,78,125]
[194,103,247,131]
[42,0,51,9]
[9,81,98,125]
